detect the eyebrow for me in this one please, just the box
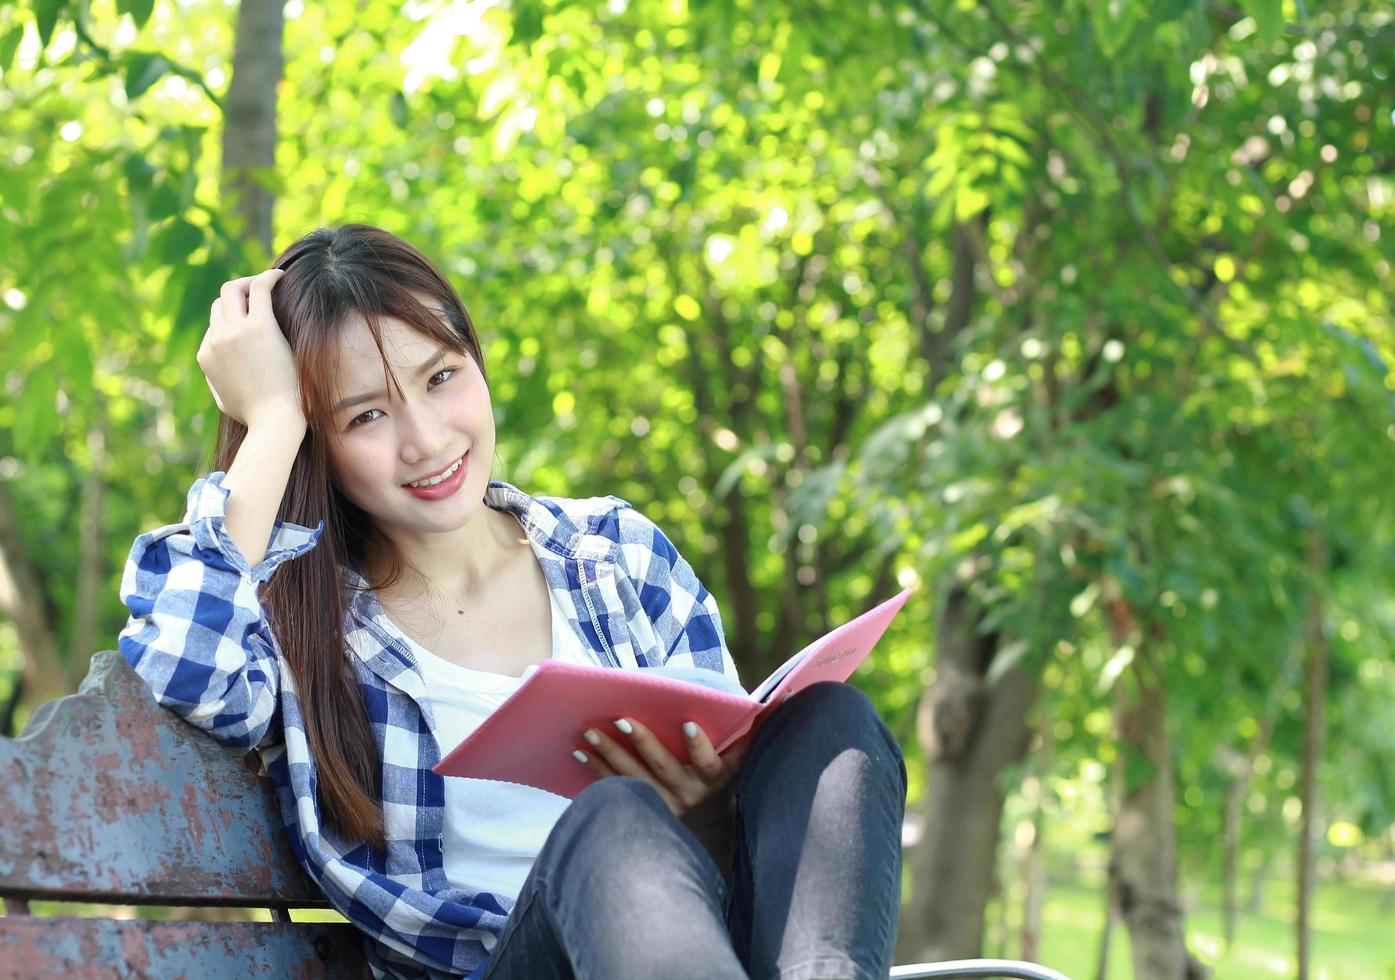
[334,348,450,414]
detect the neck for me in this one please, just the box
[371,503,524,602]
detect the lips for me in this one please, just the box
[404,454,468,487]
[402,452,469,501]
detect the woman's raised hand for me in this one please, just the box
[197,269,302,429]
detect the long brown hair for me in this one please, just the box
[211,225,487,848]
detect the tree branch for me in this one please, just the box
[906,0,1260,366]
[0,480,72,706]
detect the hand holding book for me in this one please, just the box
[574,713,745,815]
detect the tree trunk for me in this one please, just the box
[221,0,284,256]
[0,676,20,738]
[1296,530,1328,980]
[1093,885,1116,980]
[1245,858,1270,914]
[66,426,106,670]
[1220,781,1244,951]
[1104,590,1201,980]
[717,495,761,669]
[895,584,1037,962]
[0,480,71,713]
[1020,734,1048,962]
[1221,642,1299,949]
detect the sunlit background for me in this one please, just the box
[1,0,1392,977]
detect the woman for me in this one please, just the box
[119,224,906,980]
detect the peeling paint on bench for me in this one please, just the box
[0,651,325,904]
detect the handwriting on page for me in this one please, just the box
[812,646,858,669]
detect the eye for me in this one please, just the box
[349,408,383,428]
[428,367,457,388]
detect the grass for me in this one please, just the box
[987,873,1395,979]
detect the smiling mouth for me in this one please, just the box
[404,454,466,488]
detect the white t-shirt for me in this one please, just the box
[407,587,596,903]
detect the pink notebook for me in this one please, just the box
[432,588,911,798]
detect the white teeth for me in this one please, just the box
[407,456,463,488]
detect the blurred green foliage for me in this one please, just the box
[1,0,1392,973]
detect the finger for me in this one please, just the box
[572,746,617,780]
[220,277,255,318]
[582,727,651,781]
[583,727,683,811]
[208,298,223,331]
[247,268,286,320]
[720,738,751,776]
[681,721,727,783]
[614,718,690,788]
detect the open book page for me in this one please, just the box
[749,588,913,706]
[642,585,912,705]
[749,645,812,703]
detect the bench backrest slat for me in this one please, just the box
[0,652,326,906]
[0,917,370,978]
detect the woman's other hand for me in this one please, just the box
[574,718,746,868]
[575,718,744,817]
[197,269,301,429]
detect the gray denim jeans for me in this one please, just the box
[479,681,908,980]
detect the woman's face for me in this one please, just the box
[324,309,495,542]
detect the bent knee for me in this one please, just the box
[775,683,906,783]
[785,682,890,743]
[565,776,667,829]
[548,777,673,854]
[786,679,875,716]
[541,777,715,888]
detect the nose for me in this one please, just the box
[396,396,451,467]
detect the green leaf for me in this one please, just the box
[118,0,156,29]
[0,26,23,70]
[780,29,808,84]
[122,153,156,194]
[175,259,231,338]
[148,180,181,221]
[511,0,545,47]
[154,218,204,266]
[33,0,65,49]
[55,332,94,412]
[125,52,172,100]
[1146,0,1196,24]
[121,157,158,263]
[1242,0,1282,46]
[1091,0,1144,58]
[14,367,59,458]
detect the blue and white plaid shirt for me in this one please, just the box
[118,473,738,979]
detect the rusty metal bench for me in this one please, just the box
[0,651,1067,980]
[0,651,369,977]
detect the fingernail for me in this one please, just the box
[683,721,698,738]
[584,730,601,746]
[614,718,633,735]
[573,749,589,764]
